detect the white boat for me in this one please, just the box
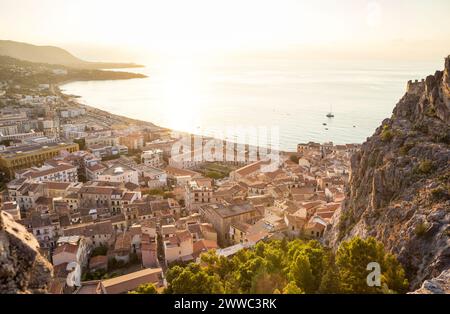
[326,105,335,118]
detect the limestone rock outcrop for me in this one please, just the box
[0,211,53,293]
[326,56,450,290]
[409,269,450,294]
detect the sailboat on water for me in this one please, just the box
[326,105,335,118]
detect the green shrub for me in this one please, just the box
[438,173,450,183]
[143,188,165,196]
[430,186,448,201]
[205,171,224,180]
[414,222,428,237]
[399,143,415,156]
[91,245,108,257]
[108,258,126,270]
[417,160,434,174]
[85,270,108,281]
[129,283,158,294]
[337,209,355,240]
[425,106,436,117]
[381,125,394,142]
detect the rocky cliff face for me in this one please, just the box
[326,56,450,290]
[0,211,53,294]
[409,269,450,294]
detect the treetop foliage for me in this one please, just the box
[164,237,409,294]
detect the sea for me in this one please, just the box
[61,55,442,151]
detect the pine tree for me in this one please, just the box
[283,281,304,294]
[289,254,315,293]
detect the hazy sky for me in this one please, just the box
[1,0,449,61]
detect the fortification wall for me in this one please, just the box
[443,56,450,107]
[406,79,425,95]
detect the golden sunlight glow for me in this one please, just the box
[160,55,204,132]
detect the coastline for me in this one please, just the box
[56,81,298,156]
[57,59,414,149]
[79,62,146,70]
[56,82,160,129]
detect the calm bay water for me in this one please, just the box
[62,56,442,151]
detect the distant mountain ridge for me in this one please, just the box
[0,40,143,69]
